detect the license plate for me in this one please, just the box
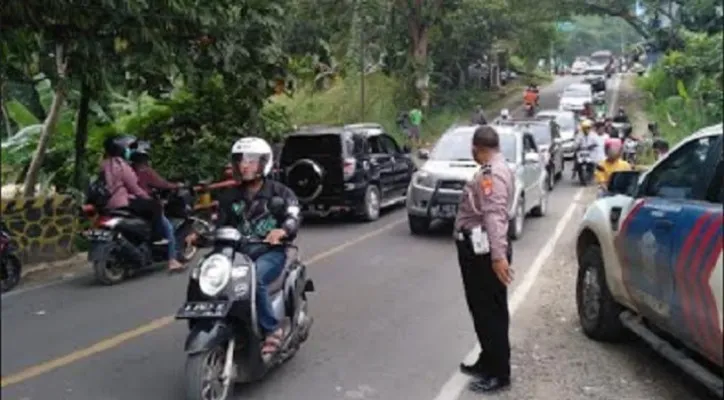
[176,301,231,319]
[84,229,113,241]
[436,204,458,217]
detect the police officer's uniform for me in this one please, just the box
[454,151,514,391]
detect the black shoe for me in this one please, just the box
[468,376,511,393]
[459,361,488,379]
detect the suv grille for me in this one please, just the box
[439,180,466,190]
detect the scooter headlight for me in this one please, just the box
[198,254,232,297]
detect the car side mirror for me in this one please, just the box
[417,149,430,160]
[402,145,411,154]
[267,196,287,218]
[524,152,540,164]
[607,170,640,196]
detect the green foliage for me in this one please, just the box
[637,29,723,142]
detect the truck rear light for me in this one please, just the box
[342,158,356,180]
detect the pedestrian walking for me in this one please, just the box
[454,125,514,393]
[470,105,488,125]
[408,107,423,147]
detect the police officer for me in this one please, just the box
[454,125,514,393]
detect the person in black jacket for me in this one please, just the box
[187,137,300,356]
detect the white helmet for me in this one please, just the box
[230,137,273,179]
[500,108,510,119]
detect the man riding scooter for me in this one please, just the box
[572,119,598,180]
[523,84,539,116]
[129,140,190,268]
[186,136,300,357]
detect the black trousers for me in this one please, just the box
[455,238,512,378]
[126,197,163,235]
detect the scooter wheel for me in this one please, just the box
[184,347,231,400]
[93,259,127,285]
[1,255,22,293]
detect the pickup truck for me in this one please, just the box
[575,123,723,397]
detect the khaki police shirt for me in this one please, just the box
[454,152,515,261]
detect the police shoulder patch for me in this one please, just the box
[480,175,493,196]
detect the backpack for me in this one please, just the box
[86,170,112,209]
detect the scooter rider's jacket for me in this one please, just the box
[215,179,300,240]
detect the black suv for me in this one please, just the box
[279,123,415,221]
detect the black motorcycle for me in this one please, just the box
[176,197,314,400]
[83,186,210,285]
[573,143,597,186]
[0,224,22,293]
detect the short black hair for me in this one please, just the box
[472,125,499,149]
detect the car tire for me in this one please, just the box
[576,245,626,342]
[531,188,548,217]
[408,215,429,235]
[508,199,525,240]
[360,185,381,222]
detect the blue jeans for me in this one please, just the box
[159,215,177,261]
[246,246,286,334]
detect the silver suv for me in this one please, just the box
[406,124,548,238]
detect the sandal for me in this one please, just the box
[168,260,187,274]
[261,328,284,355]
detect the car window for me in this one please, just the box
[644,136,713,200]
[366,136,384,154]
[527,125,552,146]
[379,135,400,154]
[281,134,341,163]
[563,90,590,98]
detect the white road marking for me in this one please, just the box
[432,188,584,400]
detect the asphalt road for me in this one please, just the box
[1,75,709,400]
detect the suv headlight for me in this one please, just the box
[414,171,435,188]
[198,254,231,297]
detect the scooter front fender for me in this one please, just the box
[184,321,232,355]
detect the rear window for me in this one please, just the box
[281,134,342,163]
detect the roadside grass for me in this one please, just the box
[271,72,550,145]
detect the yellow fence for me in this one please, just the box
[1,195,80,264]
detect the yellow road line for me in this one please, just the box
[1,218,404,388]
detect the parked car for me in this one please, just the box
[512,119,565,190]
[279,123,414,221]
[575,123,723,397]
[535,109,578,160]
[559,83,594,114]
[406,124,547,238]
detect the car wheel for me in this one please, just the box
[508,199,525,240]
[576,245,626,341]
[531,188,548,217]
[408,215,429,235]
[360,185,381,222]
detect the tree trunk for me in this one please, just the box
[22,43,68,198]
[74,81,91,189]
[411,26,430,108]
[0,80,13,138]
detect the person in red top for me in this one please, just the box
[129,140,186,271]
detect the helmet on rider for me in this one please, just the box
[500,108,510,120]
[103,135,137,160]
[129,140,152,164]
[230,137,273,182]
[580,119,593,133]
[604,138,622,159]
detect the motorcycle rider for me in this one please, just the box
[595,137,631,191]
[523,85,539,107]
[187,137,300,356]
[493,108,511,124]
[572,119,597,178]
[581,102,594,120]
[99,136,176,267]
[128,140,187,270]
[612,107,630,124]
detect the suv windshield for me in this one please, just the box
[430,130,517,162]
